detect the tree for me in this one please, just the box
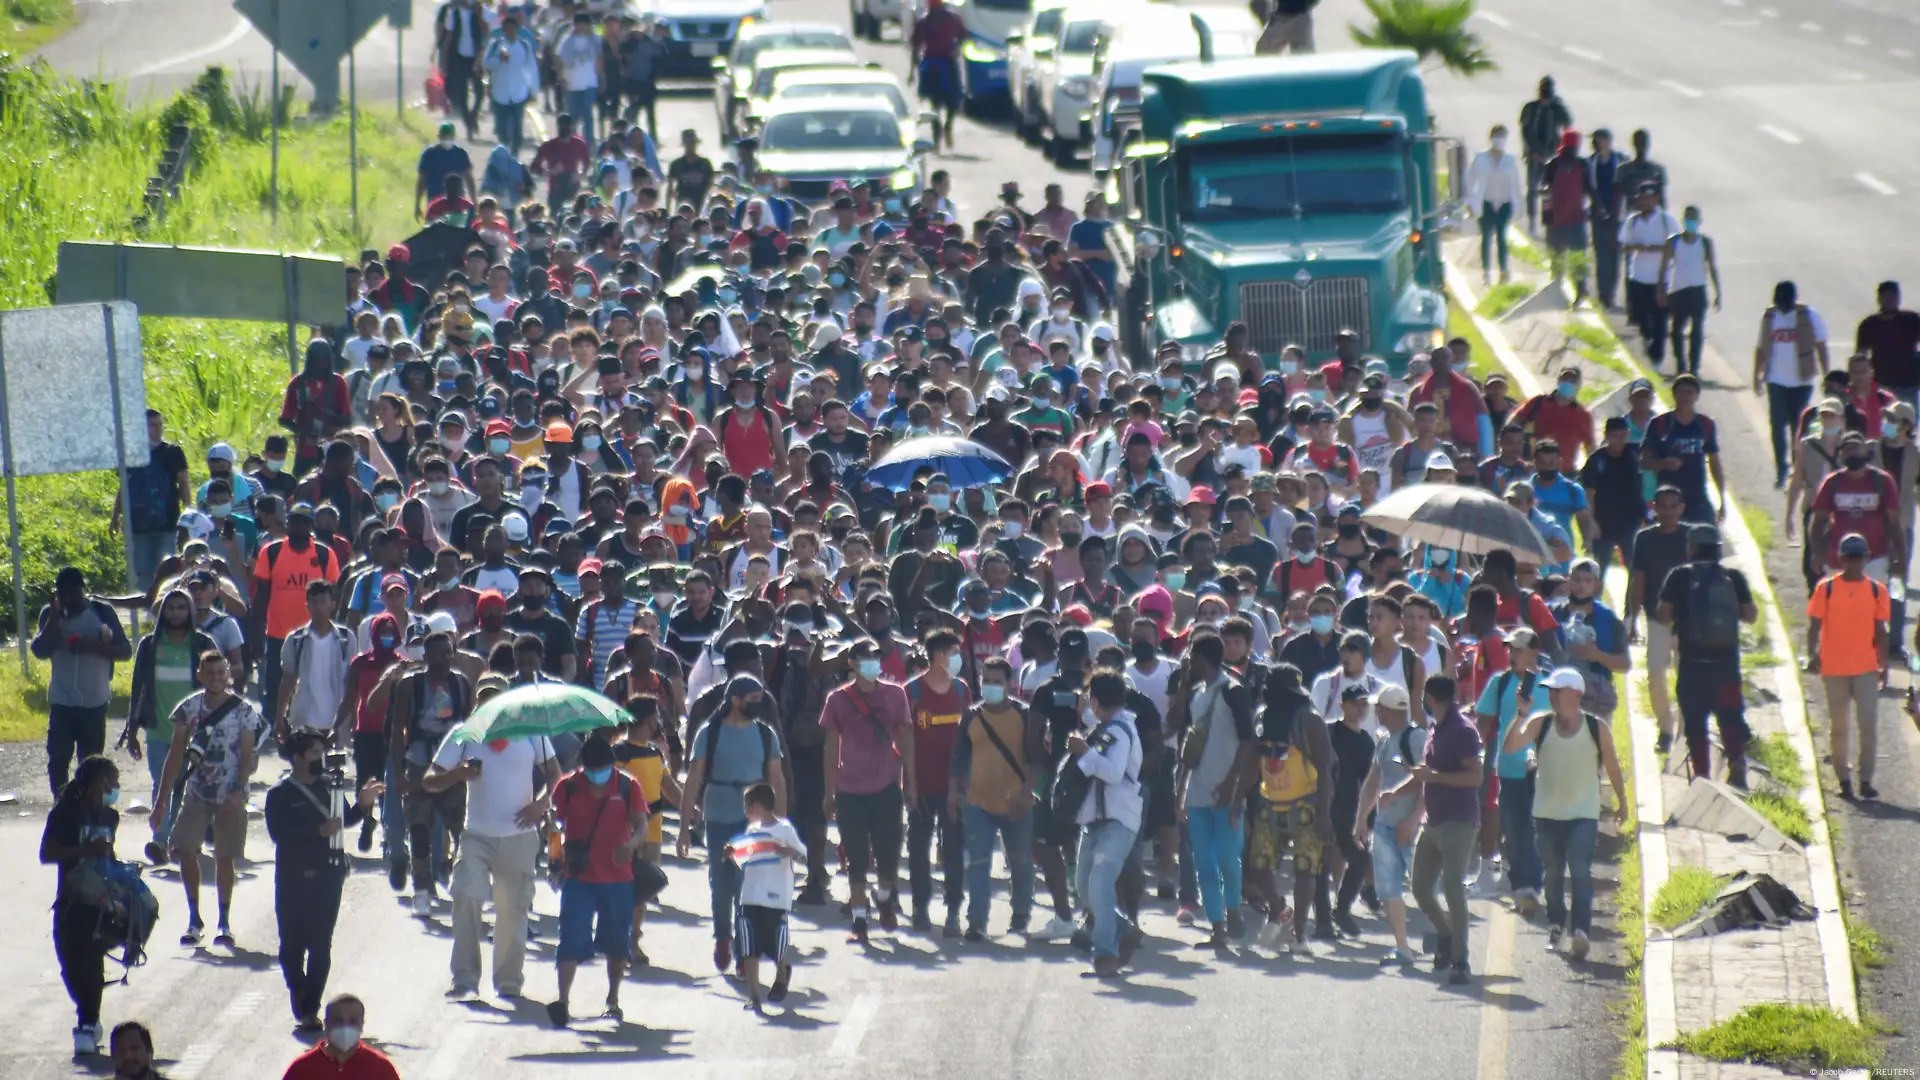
[1349,0,1497,78]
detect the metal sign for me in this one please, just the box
[56,242,345,326]
[234,0,387,109]
[0,303,147,670]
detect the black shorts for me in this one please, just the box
[837,785,903,879]
[734,903,790,963]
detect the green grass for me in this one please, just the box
[1475,281,1531,319]
[1650,866,1728,930]
[1669,1003,1881,1072]
[0,657,133,743]
[1744,788,1814,845]
[1748,733,1807,794]
[1845,907,1888,976]
[1606,691,1648,1080]
[0,58,431,640]
[1446,294,1501,384]
[2,0,75,52]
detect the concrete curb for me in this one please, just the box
[1443,247,1862,1079]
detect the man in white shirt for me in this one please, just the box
[556,13,603,142]
[1618,184,1680,368]
[483,12,542,154]
[423,708,559,999]
[275,583,356,741]
[1753,280,1831,488]
[1070,670,1144,978]
[1465,124,1526,284]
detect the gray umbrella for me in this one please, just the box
[1360,482,1552,562]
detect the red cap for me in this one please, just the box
[1060,604,1094,627]
[577,558,604,577]
[475,589,507,615]
[545,421,574,442]
[1186,485,1217,506]
[1085,481,1112,500]
[485,419,511,436]
[386,242,411,263]
[379,573,409,594]
[1559,129,1581,152]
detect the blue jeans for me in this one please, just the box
[491,98,527,155]
[1479,200,1512,274]
[1185,805,1244,926]
[130,530,175,590]
[1535,816,1599,934]
[705,820,745,944]
[1766,382,1813,483]
[147,747,179,848]
[1497,773,1542,893]
[962,803,1034,931]
[563,89,597,140]
[1074,820,1137,958]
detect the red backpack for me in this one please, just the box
[1544,158,1587,229]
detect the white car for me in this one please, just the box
[1087,4,1260,176]
[711,22,855,140]
[768,67,915,123]
[1034,5,1122,165]
[850,0,907,41]
[722,44,862,139]
[756,96,936,203]
[1006,4,1066,142]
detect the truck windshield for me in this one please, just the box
[973,0,1034,11]
[1181,132,1410,218]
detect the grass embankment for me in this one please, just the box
[2,0,75,53]
[1669,1003,1881,1072]
[0,59,430,739]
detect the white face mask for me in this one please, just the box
[1002,520,1024,539]
[1490,134,1507,151]
[1051,305,1070,320]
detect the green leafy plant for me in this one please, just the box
[1669,1004,1881,1072]
[1349,0,1496,78]
[1649,867,1728,930]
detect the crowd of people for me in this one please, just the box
[25,35,1916,1076]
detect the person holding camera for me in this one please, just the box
[547,735,647,1028]
[265,730,384,1030]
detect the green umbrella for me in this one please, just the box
[447,683,627,744]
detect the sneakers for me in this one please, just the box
[1547,925,1565,952]
[1205,925,1230,949]
[1429,936,1453,972]
[1861,781,1881,801]
[849,915,871,945]
[1175,905,1198,928]
[545,1001,570,1029]
[1380,947,1415,967]
[180,921,204,947]
[798,881,829,906]
[1465,853,1484,884]
[1470,873,1505,899]
[1515,890,1542,918]
[1255,921,1284,949]
[357,823,375,854]
[412,891,434,916]
[768,963,792,1003]
[1655,731,1674,756]
[942,916,961,939]
[911,910,934,934]
[144,841,168,866]
[1040,916,1078,941]
[1568,930,1591,960]
[964,926,986,943]
[1332,909,1361,938]
[73,1024,98,1056]
[1448,960,1473,985]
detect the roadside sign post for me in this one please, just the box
[270,0,281,222]
[348,0,360,241]
[0,323,23,674]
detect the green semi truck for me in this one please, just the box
[1112,49,1464,371]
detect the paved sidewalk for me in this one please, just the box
[1443,231,1862,1080]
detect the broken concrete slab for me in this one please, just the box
[1667,778,1803,855]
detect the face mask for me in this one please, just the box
[585,765,614,785]
[945,652,964,677]
[884,197,904,214]
[328,1027,360,1053]
[857,658,883,680]
[654,589,675,607]
[980,683,1007,704]
[1001,521,1023,539]
[522,593,547,611]
[1297,549,1318,564]
[573,284,592,299]
[439,577,459,592]
[582,435,603,451]
[1307,389,1327,404]
[489,437,511,454]
[1429,548,1452,565]
[1165,570,1187,590]
[1278,360,1299,375]
[1361,396,1382,411]
[687,366,705,383]
[829,271,847,288]
[1683,217,1700,234]
[1160,377,1183,391]
[1846,455,1869,470]
[209,502,232,518]
[1237,596,1254,612]
[718,287,738,305]
[927,492,951,512]
[103,787,120,806]
[1490,134,1508,150]
[264,457,286,473]
[1309,613,1335,635]
[1050,305,1070,320]
[442,434,466,453]
[1558,380,1579,399]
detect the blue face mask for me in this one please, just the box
[884,197,904,214]
[489,437,511,454]
[1159,377,1183,390]
[573,284,592,299]
[980,684,1007,704]
[945,652,964,677]
[376,492,400,511]
[857,658,883,680]
[1309,613,1335,635]
[927,492,951,512]
[1308,389,1328,403]
[1683,217,1700,234]
[1558,380,1579,399]
[1164,571,1187,591]
[103,787,120,806]
[829,272,847,288]
[585,766,614,785]
[718,287,738,305]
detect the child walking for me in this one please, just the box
[730,782,805,1014]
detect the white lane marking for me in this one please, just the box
[1893,47,1915,59]
[1562,45,1603,61]
[829,993,880,1058]
[130,17,252,77]
[1856,172,1898,195]
[1759,7,1779,16]
[1800,20,1823,32]
[1836,71,1866,80]
[1843,34,1868,46]
[1757,123,1803,144]
[1661,79,1704,98]
[1721,18,1760,26]
[1723,0,1743,5]
[1477,9,1512,27]
[171,992,268,1079]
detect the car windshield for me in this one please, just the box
[754,61,856,98]
[1030,9,1062,36]
[781,83,909,118]
[760,110,903,152]
[1060,21,1100,53]
[737,32,850,67]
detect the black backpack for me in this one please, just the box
[1050,717,1134,822]
[694,717,779,804]
[1681,564,1742,653]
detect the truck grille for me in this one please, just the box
[675,20,731,39]
[1238,277,1370,355]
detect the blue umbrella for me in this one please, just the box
[866,436,1014,491]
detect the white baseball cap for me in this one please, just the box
[502,512,530,543]
[1542,668,1586,694]
[176,509,215,541]
[1371,684,1411,711]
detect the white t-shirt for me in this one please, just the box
[733,817,806,911]
[472,294,517,325]
[1347,410,1396,493]
[341,336,379,371]
[1765,306,1828,387]
[558,33,599,91]
[432,732,556,838]
[282,624,354,732]
[1217,441,1263,477]
[1311,668,1382,738]
[1619,209,1679,285]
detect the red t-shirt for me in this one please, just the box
[1518,394,1595,459]
[532,134,591,179]
[283,1044,401,1080]
[1270,555,1333,603]
[718,406,777,476]
[1495,591,1560,636]
[906,675,970,797]
[1452,624,1511,704]
[554,771,638,883]
[424,194,475,221]
[1289,442,1358,485]
[347,654,397,733]
[280,374,351,456]
[910,8,966,57]
[1409,369,1485,449]
[1811,466,1897,565]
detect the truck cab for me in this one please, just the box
[1115,50,1463,371]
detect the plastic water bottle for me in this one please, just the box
[1892,578,1907,604]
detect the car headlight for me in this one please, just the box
[1393,328,1446,353]
[961,39,1003,63]
[1062,76,1091,98]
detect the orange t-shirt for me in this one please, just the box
[254,539,342,639]
[1807,575,1890,678]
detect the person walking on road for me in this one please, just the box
[731,781,804,1014]
[1619,183,1679,363]
[1070,670,1145,978]
[1656,525,1760,786]
[1538,130,1591,302]
[678,674,787,973]
[1755,280,1832,488]
[556,13,603,143]
[1518,76,1573,234]
[1354,684,1424,965]
[1465,124,1526,284]
[434,0,486,141]
[908,0,966,149]
[1626,487,1691,753]
[1613,128,1668,208]
[114,409,192,590]
[821,640,914,945]
[1807,533,1890,801]
[483,11,541,155]
[281,995,400,1080]
[1586,129,1624,311]
[1808,430,1906,586]
[1407,675,1481,985]
[1857,281,1920,412]
[1639,374,1726,525]
[950,656,1045,940]
[548,736,646,1028]
[152,650,263,948]
[32,566,133,797]
[40,755,121,1057]
[1657,205,1721,378]
[1501,668,1628,962]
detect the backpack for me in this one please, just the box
[1532,709,1603,755]
[718,403,780,448]
[694,717,779,805]
[1257,701,1318,805]
[262,537,336,580]
[1544,157,1586,228]
[1050,716,1135,822]
[1681,564,1742,653]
